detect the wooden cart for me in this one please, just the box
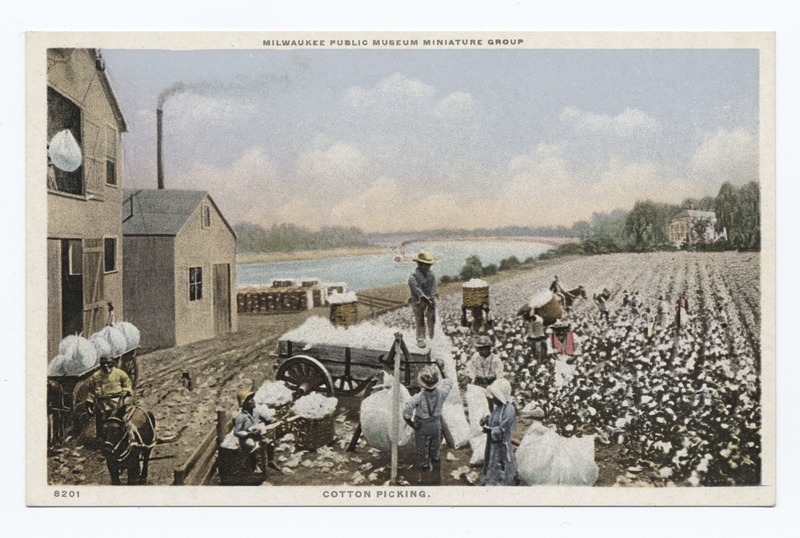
[275,334,433,397]
[47,348,139,448]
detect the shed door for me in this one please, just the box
[213,263,231,335]
[82,238,105,336]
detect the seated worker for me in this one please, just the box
[234,389,266,473]
[465,335,504,388]
[86,355,133,442]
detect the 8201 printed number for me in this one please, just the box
[54,490,80,498]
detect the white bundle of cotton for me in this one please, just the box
[254,404,275,424]
[291,392,338,419]
[360,385,414,451]
[465,384,490,437]
[254,380,293,407]
[95,326,127,357]
[327,291,358,304]
[58,335,99,375]
[441,389,472,449]
[48,354,67,377]
[113,321,140,350]
[463,278,489,288]
[89,333,113,359]
[219,430,240,450]
[516,422,598,486]
[469,435,486,466]
[48,129,82,172]
[281,316,424,352]
[529,288,556,309]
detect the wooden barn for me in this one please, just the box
[47,48,128,361]
[122,189,238,349]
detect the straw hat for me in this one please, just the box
[237,389,255,407]
[412,251,436,265]
[485,378,512,404]
[417,365,442,389]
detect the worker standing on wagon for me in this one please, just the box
[86,355,133,442]
[403,366,454,471]
[465,336,504,388]
[408,251,438,348]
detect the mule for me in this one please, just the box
[561,286,587,311]
[101,406,157,485]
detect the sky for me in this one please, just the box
[102,47,760,233]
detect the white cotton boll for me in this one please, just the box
[48,354,67,376]
[462,278,489,288]
[254,380,294,406]
[292,393,338,419]
[113,321,140,350]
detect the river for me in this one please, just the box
[237,240,552,291]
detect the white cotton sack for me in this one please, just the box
[48,354,67,377]
[469,434,486,466]
[529,289,555,309]
[113,321,140,350]
[96,326,128,356]
[516,423,598,486]
[360,386,413,452]
[48,129,83,172]
[220,430,240,450]
[89,333,113,359]
[441,389,472,449]
[59,335,98,375]
[291,392,338,419]
[254,380,294,406]
[465,384,491,437]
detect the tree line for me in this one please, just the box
[235,222,370,252]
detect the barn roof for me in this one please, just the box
[122,189,208,236]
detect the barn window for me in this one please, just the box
[202,205,211,228]
[106,126,117,186]
[104,237,117,273]
[47,87,83,195]
[189,267,203,301]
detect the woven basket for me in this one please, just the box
[290,413,336,450]
[271,403,292,437]
[462,286,489,308]
[330,302,358,327]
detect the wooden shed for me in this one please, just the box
[122,189,238,349]
[47,48,128,361]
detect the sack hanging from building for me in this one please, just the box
[49,129,82,172]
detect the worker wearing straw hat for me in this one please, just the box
[408,250,438,348]
[403,365,454,471]
[465,335,504,388]
[233,389,265,472]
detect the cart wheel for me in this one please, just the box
[121,352,139,388]
[332,376,373,396]
[276,355,334,398]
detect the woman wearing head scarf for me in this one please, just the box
[479,378,517,486]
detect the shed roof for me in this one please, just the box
[123,189,208,236]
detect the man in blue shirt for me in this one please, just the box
[408,251,438,348]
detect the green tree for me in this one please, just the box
[715,182,741,245]
[459,255,484,280]
[737,181,760,249]
[623,200,659,248]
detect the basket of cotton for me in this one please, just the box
[328,291,358,327]
[289,393,338,450]
[530,289,563,322]
[462,279,490,308]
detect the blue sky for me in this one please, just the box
[103,47,759,232]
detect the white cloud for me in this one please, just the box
[167,93,257,125]
[560,106,659,137]
[295,139,369,185]
[688,128,759,186]
[436,92,476,118]
[344,73,436,108]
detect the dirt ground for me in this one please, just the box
[48,276,647,488]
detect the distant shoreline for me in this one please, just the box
[236,236,571,264]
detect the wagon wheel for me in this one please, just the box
[332,376,374,396]
[276,355,334,398]
[121,351,139,388]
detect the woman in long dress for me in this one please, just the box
[479,379,517,486]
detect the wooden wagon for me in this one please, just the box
[275,333,433,397]
[47,348,139,449]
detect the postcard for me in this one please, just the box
[27,31,775,506]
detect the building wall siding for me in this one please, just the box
[173,198,238,346]
[47,240,62,361]
[122,236,176,349]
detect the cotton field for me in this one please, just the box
[379,251,762,486]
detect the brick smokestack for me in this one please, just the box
[157,108,164,189]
